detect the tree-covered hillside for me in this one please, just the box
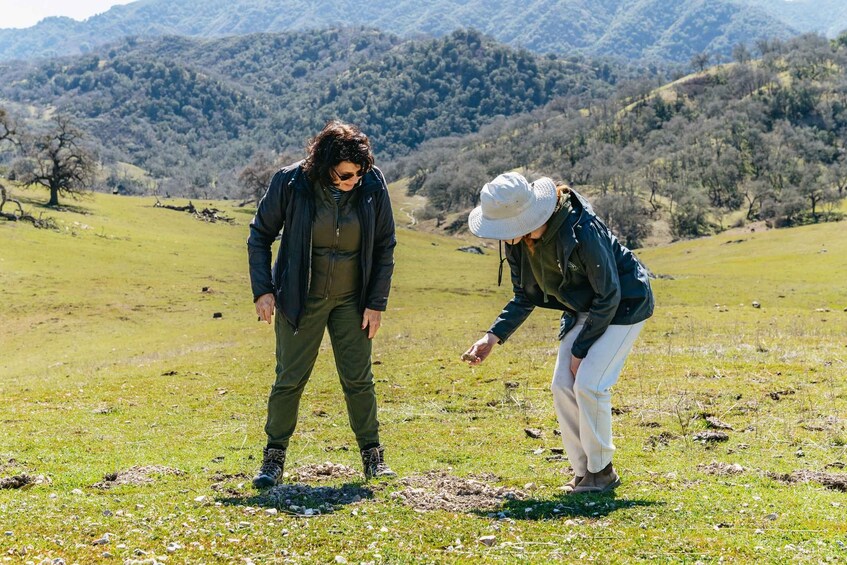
[0,28,643,196]
[0,0,797,63]
[396,33,847,245]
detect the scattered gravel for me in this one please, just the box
[698,461,745,475]
[290,462,361,482]
[391,471,526,512]
[92,465,185,489]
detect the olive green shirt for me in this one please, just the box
[308,182,362,298]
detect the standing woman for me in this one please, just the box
[247,121,397,487]
[462,172,653,494]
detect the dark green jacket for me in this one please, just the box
[489,189,653,358]
[247,162,396,331]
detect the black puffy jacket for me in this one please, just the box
[489,189,653,358]
[247,162,396,331]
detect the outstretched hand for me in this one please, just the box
[461,332,499,366]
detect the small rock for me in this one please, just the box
[213,312,223,319]
[101,552,112,558]
[335,556,348,564]
[265,508,278,515]
[194,495,208,503]
[524,428,543,439]
[167,542,182,552]
[478,535,497,547]
[693,431,729,443]
[705,416,734,430]
[751,301,761,308]
[3,531,11,536]
[457,246,484,255]
[71,488,84,495]
[795,449,805,458]
[765,513,778,520]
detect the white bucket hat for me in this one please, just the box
[468,172,557,240]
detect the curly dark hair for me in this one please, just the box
[303,120,374,187]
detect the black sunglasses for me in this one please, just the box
[333,168,364,182]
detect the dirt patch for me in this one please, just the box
[260,483,373,515]
[0,474,50,490]
[390,471,527,512]
[644,432,678,449]
[770,470,847,492]
[92,465,185,489]
[290,462,361,482]
[698,461,745,475]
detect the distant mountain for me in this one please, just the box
[0,28,641,193]
[745,0,847,38]
[0,0,798,63]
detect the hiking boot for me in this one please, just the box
[563,474,584,494]
[252,446,286,489]
[571,462,620,494]
[360,445,397,480]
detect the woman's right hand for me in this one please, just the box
[461,332,499,366]
[255,293,275,324]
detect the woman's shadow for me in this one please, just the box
[218,481,375,515]
[477,490,662,521]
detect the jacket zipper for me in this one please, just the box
[325,196,340,299]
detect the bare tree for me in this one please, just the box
[238,152,293,202]
[732,43,751,65]
[690,52,711,73]
[16,115,96,207]
[0,107,16,147]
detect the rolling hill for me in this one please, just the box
[0,28,641,195]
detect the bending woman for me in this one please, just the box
[463,172,653,494]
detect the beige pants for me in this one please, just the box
[551,314,645,475]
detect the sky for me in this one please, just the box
[0,0,136,29]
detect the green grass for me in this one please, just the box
[1,188,846,563]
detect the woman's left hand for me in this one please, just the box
[362,308,382,339]
[570,355,582,377]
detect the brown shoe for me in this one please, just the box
[563,474,584,494]
[571,463,620,494]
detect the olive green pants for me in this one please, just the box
[265,295,380,450]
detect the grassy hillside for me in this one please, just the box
[0,28,632,194]
[0,188,845,562]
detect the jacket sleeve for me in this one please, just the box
[365,169,396,311]
[570,219,621,358]
[247,169,289,302]
[488,245,535,343]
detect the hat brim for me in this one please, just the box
[468,177,558,240]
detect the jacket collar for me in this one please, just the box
[557,189,592,258]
